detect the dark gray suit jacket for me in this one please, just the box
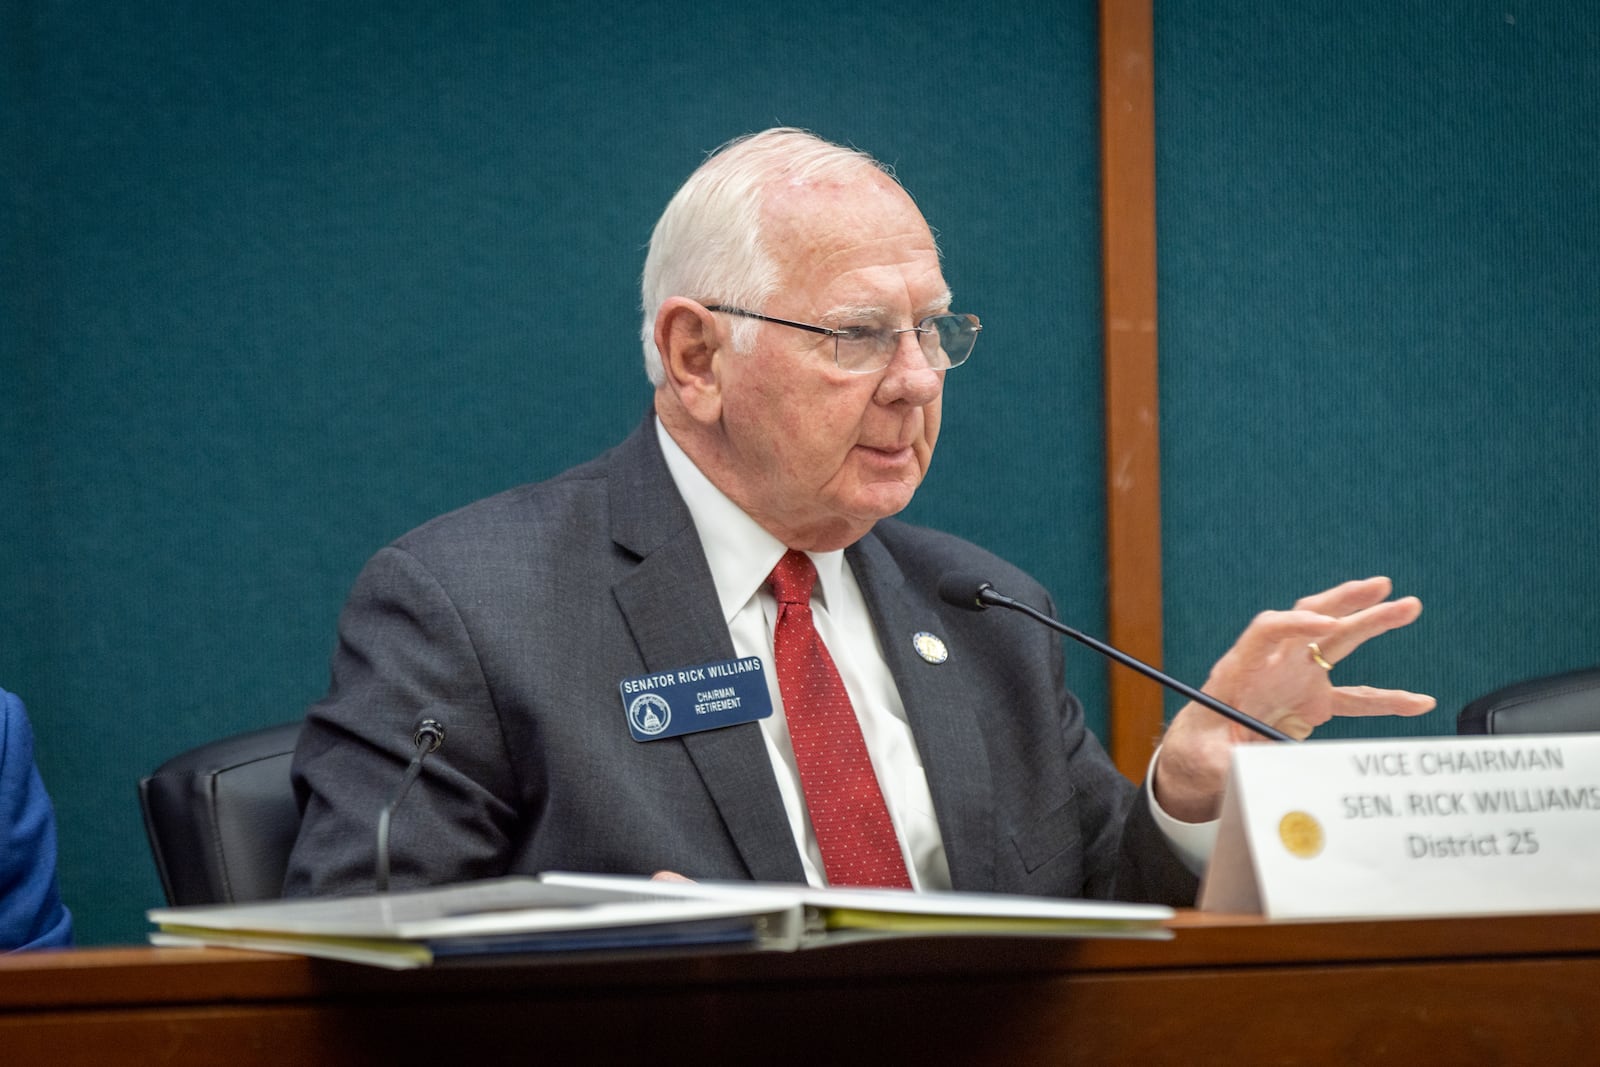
[284,417,1197,905]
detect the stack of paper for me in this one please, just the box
[540,872,1175,940]
[147,874,1173,969]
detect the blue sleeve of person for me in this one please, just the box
[0,689,73,951]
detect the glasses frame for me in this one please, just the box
[703,304,980,374]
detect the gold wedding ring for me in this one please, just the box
[1307,642,1334,671]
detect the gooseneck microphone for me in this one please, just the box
[937,574,1294,743]
[374,717,447,892]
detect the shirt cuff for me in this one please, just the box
[1146,745,1219,877]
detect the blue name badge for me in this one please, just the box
[618,656,772,742]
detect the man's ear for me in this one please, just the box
[653,298,724,423]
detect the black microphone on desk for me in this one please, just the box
[936,574,1294,743]
[375,717,447,892]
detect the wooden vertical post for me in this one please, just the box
[1099,0,1166,776]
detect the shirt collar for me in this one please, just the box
[655,418,848,620]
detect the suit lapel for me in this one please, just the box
[607,419,805,883]
[848,534,996,891]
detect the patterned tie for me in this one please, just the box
[768,550,912,889]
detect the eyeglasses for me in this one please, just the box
[704,305,981,374]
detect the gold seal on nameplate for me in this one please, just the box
[1278,811,1325,859]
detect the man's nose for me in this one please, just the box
[876,330,943,404]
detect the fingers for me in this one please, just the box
[1327,685,1437,718]
[1318,595,1423,663]
[1225,609,1339,665]
[1233,580,1420,661]
[1267,712,1318,741]
[1278,578,1423,665]
[1293,576,1393,617]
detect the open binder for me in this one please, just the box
[149,873,1173,969]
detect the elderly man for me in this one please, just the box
[284,129,1432,902]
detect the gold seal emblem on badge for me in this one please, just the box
[1277,811,1324,859]
[912,632,948,664]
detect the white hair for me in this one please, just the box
[639,128,894,385]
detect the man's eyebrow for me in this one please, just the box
[823,303,890,323]
[825,290,953,323]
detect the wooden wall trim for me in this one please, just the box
[1099,0,1165,775]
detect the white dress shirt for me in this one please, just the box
[654,420,1214,887]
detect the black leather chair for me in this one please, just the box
[138,721,303,906]
[1457,667,1600,735]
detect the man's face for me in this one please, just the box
[712,171,949,551]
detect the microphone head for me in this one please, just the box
[937,573,995,612]
[413,718,445,753]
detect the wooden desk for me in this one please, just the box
[4,910,1598,1064]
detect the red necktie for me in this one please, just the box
[769,550,912,889]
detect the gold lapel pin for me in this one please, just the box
[913,631,949,664]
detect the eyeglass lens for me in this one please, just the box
[835,314,979,373]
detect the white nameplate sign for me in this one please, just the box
[1199,734,1600,919]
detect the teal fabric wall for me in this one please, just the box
[5,1,1109,944]
[1156,2,1600,733]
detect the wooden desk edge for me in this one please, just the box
[6,907,1600,1014]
